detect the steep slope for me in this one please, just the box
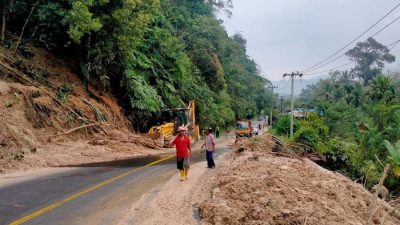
[0,46,164,173]
[3,0,272,131]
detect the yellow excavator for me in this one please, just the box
[148,101,200,147]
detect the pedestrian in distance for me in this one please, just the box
[171,126,191,181]
[201,127,216,168]
[215,126,220,138]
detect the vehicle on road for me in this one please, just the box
[252,124,259,135]
[235,120,252,138]
[148,101,200,146]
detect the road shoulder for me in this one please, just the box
[117,143,231,225]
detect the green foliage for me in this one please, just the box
[346,37,395,85]
[298,65,400,190]
[274,114,297,136]
[6,0,273,131]
[56,84,73,103]
[64,0,104,43]
[382,140,400,192]
[125,74,162,113]
[367,76,397,104]
[293,114,329,152]
[324,100,361,138]
[322,138,352,172]
[294,125,320,148]
[360,160,381,186]
[384,140,400,167]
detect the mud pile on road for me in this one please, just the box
[199,135,400,225]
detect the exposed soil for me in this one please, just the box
[0,46,164,174]
[123,134,400,225]
[199,135,400,225]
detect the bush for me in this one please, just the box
[293,126,320,148]
[293,113,329,152]
[56,84,73,103]
[323,139,351,170]
[324,100,361,139]
[274,114,297,136]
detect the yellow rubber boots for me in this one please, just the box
[184,168,189,179]
[179,170,185,181]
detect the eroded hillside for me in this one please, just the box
[0,46,164,173]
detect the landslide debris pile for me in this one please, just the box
[199,135,400,225]
[0,47,160,173]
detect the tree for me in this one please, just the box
[205,0,233,16]
[64,0,104,44]
[346,37,395,85]
[367,76,397,104]
[1,0,12,42]
[13,0,39,54]
[5,0,273,130]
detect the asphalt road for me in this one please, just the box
[0,141,229,225]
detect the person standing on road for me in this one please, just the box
[171,126,191,181]
[201,127,216,168]
[215,126,220,138]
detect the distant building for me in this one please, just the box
[285,108,320,119]
[293,108,307,119]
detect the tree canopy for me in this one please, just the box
[2,0,273,130]
[294,38,400,190]
[346,37,395,85]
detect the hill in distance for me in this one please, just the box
[272,74,329,97]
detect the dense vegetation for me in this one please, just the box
[275,37,400,191]
[8,0,399,192]
[1,0,272,131]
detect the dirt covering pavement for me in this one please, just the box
[124,134,400,225]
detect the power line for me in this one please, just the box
[304,53,346,74]
[389,39,400,50]
[370,15,400,38]
[303,39,400,76]
[303,15,400,74]
[303,62,354,76]
[301,2,400,73]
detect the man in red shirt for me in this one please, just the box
[171,126,191,181]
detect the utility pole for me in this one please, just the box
[267,84,277,129]
[283,71,303,138]
[280,96,283,115]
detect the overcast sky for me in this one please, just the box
[220,0,400,82]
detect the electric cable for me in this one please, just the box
[303,15,400,74]
[303,39,400,76]
[370,15,400,38]
[301,2,400,73]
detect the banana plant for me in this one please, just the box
[383,140,400,176]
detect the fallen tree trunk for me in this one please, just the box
[49,122,108,137]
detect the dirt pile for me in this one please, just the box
[199,135,400,225]
[0,46,162,173]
